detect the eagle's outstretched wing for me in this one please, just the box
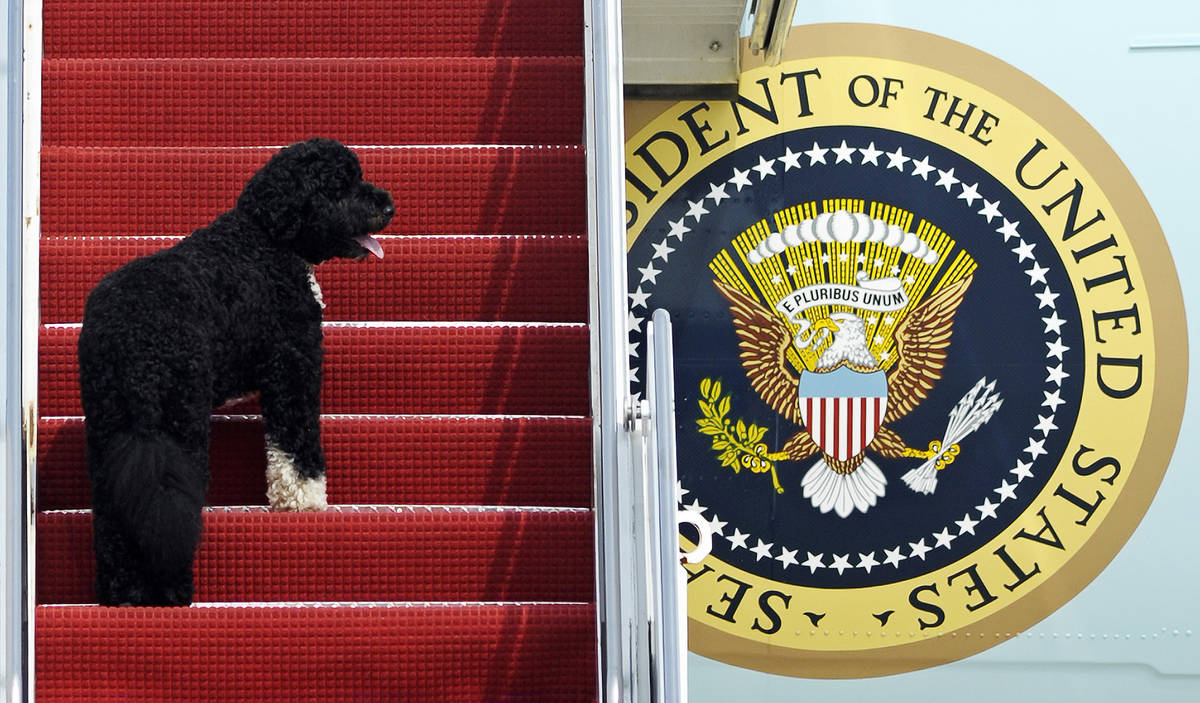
[712,278,806,427]
[883,274,973,425]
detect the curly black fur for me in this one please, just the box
[78,138,394,606]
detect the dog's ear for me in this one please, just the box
[237,139,353,243]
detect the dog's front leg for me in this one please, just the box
[260,344,329,512]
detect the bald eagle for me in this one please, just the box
[714,275,973,517]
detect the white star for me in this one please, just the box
[1034,414,1059,436]
[889,264,901,275]
[935,167,960,192]
[751,156,776,181]
[838,252,849,262]
[956,513,980,536]
[626,310,643,333]
[651,239,675,262]
[667,217,691,240]
[885,146,910,171]
[628,286,650,309]
[1025,262,1050,285]
[883,546,907,568]
[729,169,754,195]
[777,147,803,171]
[909,539,932,560]
[637,262,661,284]
[832,140,857,164]
[830,553,853,575]
[1043,389,1066,412]
[1024,437,1048,460]
[685,498,705,513]
[685,199,709,221]
[1046,363,1070,385]
[750,539,774,561]
[856,254,867,265]
[802,552,826,573]
[1035,286,1060,309]
[933,528,957,549]
[803,258,814,268]
[903,274,916,285]
[726,528,749,550]
[976,497,999,519]
[786,264,799,275]
[1042,311,1066,334]
[958,182,981,206]
[1011,460,1034,481]
[820,254,832,264]
[994,480,1018,502]
[910,155,935,180]
[978,199,1002,222]
[857,552,880,573]
[1012,240,1036,262]
[776,547,800,570]
[996,219,1021,241]
[706,182,730,205]
[805,141,829,165]
[628,340,640,359]
[629,365,639,384]
[858,142,883,165]
[770,274,784,285]
[707,514,727,537]
[676,482,688,501]
[873,257,885,268]
[1045,338,1069,360]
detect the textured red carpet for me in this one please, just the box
[38,415,593,511]
[44,0,583,59]
[41,145,585,237]
[36,0,595,699]
[37,603,597,702]
[38,507,594,604]
[38,323,591,416]
[41,234,588,323]
[43,57,584,147]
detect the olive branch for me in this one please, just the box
[696,378,784,494]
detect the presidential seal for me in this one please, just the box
[624,24,1186,678]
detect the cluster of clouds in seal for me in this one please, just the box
[747,210,942,267]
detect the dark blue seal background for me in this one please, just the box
[628,125,1085,589]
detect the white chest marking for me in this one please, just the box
[306,265,326,310]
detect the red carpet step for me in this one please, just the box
[37,603,596,702]
[43,57,583,147]
[44,0,583,59]
[38,506,594,604]
[41,145,585,238]
[38,323,591,416]
[40,234,588,323]
[37,415,593,511]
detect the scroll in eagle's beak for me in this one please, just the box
[793,317,839,350]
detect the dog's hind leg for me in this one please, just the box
[260,343,328,512]
[90,428,208,606]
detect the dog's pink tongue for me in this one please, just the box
[355,234,384,259]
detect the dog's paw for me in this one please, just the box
[265,443,328,512]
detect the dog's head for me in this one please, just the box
[237,138,395,264]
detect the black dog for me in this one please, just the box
[78,138,394,606]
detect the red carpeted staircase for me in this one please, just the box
[34,1,597,700]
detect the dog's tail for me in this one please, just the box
[103,431,206,575]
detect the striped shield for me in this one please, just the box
[796,367,889,461]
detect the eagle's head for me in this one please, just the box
[814,312,878,371]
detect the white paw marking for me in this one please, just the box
[265,441,328,512]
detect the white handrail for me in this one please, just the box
[584,0,645,701]
[3,0,36,700]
